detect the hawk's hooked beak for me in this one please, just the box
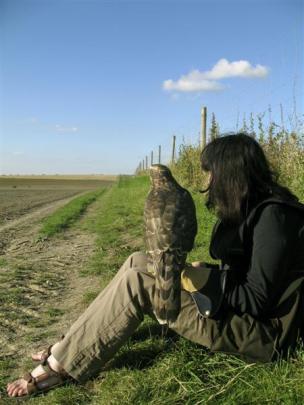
[199,172,213,193]
[199,186,210,193]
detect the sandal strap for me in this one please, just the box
[23,361,69,395]
[39,345,52,364]
[41,356,69,377]
[22,372,38,395]
[36,335,65,364]
[23,372,33,383]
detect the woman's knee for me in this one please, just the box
[122,259,154,299]
[127,251,148,271]
[119,251,144,272]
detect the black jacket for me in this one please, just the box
[209,198,304,318]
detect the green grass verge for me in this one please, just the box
[39,189,106,238]
[76,176,304,404]
[2,176,304,404]
[80,176,150,286]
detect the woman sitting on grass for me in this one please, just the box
[7,133,304,398]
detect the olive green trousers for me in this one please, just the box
[52,252,218,382]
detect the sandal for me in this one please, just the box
[19,360,70,397]
[7,346,72,398]
[32,345,52,363]
[32,335,65,363]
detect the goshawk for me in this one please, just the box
[144,164,197,324]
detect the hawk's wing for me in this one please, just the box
[172,188,197,252]
[144,187,197,323]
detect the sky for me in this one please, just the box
[0,0,303,175]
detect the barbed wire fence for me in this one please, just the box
[135,107,208,174]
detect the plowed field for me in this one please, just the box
[0,176,115,225]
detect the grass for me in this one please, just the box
[2,175,304,404]
[39,189,106,238]
[80,176,150,286]
[68,176,304,404]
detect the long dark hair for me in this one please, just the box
[200,133,298,223]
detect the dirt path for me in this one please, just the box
[0,193,90,252]
[0,192,104,368]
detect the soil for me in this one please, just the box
[0,176,115,225]
[0,195,102,364]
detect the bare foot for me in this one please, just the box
[6,377,29,398]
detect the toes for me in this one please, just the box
[32,351,44,361]
[13,388,22,397]
[11,388,18,397]
[17,388,25,397]
[7,383,16,396]
[7,380,27,397]
[7,386,15,397]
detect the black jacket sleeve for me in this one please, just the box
[225,204,301,317]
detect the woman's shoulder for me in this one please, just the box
[249,199,304,236]
[248,198,304,222]
[241,198,304,242]
[257,203,291,224]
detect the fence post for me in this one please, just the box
[142,159,145,171]
[146,155,148,170]
[151,151,153,166]
[201,106,207,149]
[171,135,176,164]
[158,145,161,164]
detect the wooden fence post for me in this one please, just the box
[145,155,148,170]
[158,145,161,164]
[171,135,176,164]
[151,151,153,166]
[201,106,207,149]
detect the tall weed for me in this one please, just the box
[136,110,303,199]
[262,132,304,200]
[172,130,304,200]
[170,143,205,192]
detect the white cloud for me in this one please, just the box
[55,124,78,133]
[163,58,269,93]
[12,151,25,156]
[163,73,224,92]
[205,59,269,79]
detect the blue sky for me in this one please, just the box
[0,0,303,174]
